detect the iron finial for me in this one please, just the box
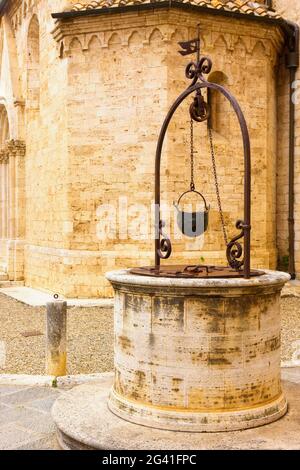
[178,24,201,58]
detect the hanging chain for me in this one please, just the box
[190,113,228,247]
[208,125,228,246]
[190,118,195,191]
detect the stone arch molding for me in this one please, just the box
[251,39,269,57]
[0,14,24,140]
[56,24,278,62]
[0,103,10,147]
[27,14,40,111]
[233,37,249,55]
[10,0,37,32]
[127,30,143,47]
[59,26,189,57]
[213,34,230,51]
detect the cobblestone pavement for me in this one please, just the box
[0,368,300,450]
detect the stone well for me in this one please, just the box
[52,268,290,449]
[106,269,289,432]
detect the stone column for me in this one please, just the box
[0,148,9,271]
[6,140,26,281]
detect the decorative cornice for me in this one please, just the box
[51,9,284,59]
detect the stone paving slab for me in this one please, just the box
[0,386,59,405]
[16,435,61,451]
[0,385,30,396]
[0,384,62,450]
[0,286,114,308]
[0,368,299,450]
[27,395,61,413]
[0,422,42,450]
[15,410,57,435]
[0,404,52,428]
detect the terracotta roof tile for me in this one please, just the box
[70,0,282,20]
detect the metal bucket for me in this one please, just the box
[174,190,209,238]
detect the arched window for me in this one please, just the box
[27,15,40,112]
[207,71,230,138]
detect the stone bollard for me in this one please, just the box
[46,299,67,376]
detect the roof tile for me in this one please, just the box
[70,0,281,19]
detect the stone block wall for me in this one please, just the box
[55,9,283,296]
[3,0,72,290]
[0,1,286,297]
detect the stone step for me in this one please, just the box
[0,280,24,288]
[0,272,8,282]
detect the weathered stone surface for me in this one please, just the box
[0,383,63,450]
[46,301,67,377]
[106,269,290,431]
[52,371,300,450]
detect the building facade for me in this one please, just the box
[0,0,298,297]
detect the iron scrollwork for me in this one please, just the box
[157,220,172,260]
[226,220,248,270]
[185,56,213,85]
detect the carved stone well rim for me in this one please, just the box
[106,269,290,289]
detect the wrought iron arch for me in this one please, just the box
[154,55,251,278]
